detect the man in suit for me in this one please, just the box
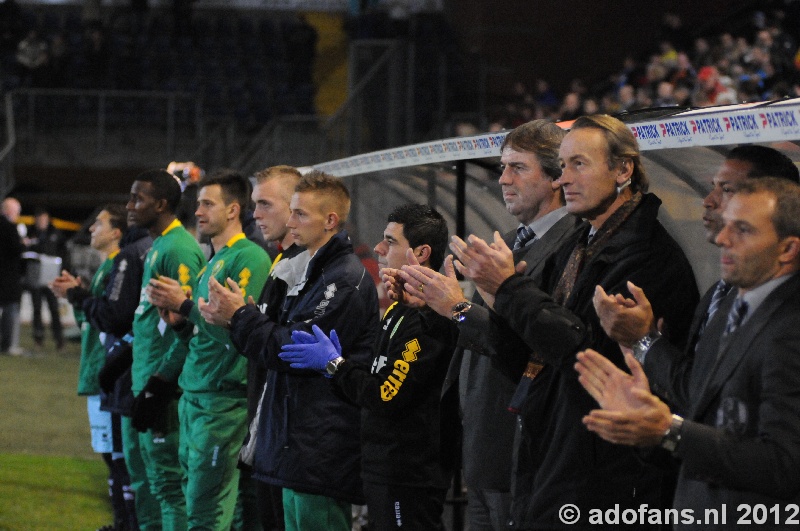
[594,145,798,397]
[424,115,698,529]
[396,119,582,530]
[577,177,800,529]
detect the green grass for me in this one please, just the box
[0,325,113,530]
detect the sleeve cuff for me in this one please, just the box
[178,298,194,318]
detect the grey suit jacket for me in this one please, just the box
[443,212,584,491]
[645,272,800,529]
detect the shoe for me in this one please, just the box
[7,347,24,357]
[96,525,115,531]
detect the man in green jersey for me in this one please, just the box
[127,169,206,531]
[52,204,135,531]
[147,171,270,529]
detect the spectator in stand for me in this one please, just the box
[533,79,558,109]
[617,84,636,112]
[668,52,696,87]
[47,32,70,88]
[16,29,48,87]
[654,80,678,107]
[693,37,714,67]
[582,97,600,115]
[559,92,582,121]
[693,66,735,107]
[27,207,67,350]
[84,27,109,88]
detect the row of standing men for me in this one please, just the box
[43,111,800,530]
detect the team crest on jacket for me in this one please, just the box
[324,283,337,299]
[211,259,225,277]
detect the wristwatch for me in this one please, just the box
[660,414,684,452]
[632,329,662,363]
[451,301,473,323]
[325,356,346,377]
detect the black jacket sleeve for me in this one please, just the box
[334,309,456,415]
[83,243,146,337]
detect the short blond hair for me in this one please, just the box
[254,165,302,204]
[295,170,351,227]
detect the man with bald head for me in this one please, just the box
[1,197,24,355]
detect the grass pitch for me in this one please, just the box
[0,325,113,530]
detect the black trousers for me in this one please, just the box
[31,287,62,344]
[363,481,447,530]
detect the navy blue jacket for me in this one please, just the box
[230,231,379,504]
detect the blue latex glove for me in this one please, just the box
[280,325,343,374]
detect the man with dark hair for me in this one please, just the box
[125,168,205,530]
[398,119,582,530]
[201,164,303,530]
[702,145,799,245]
[599,144,799,365]
[202,170,378,530]
[577,178,800,529]
[281,204,456,529]
[51,203,138,531]
[423,115,698,529]
[27,207,67,350]
[52,203,154,529]
[146,171,270,529]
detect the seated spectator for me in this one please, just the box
[16,29,48,87]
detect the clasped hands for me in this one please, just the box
[383,231,525,316]
[279,324,342,376]
[573,281,672,447]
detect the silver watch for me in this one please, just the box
[632,330,662,363]
[325,356,346,377]
[660,414,684,452]
[451,301,473,323]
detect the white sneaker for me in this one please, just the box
[8,346,24,356]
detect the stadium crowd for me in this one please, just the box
[488,9,800,129]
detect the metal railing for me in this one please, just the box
[11,88,204,166]
[0,93,16,198]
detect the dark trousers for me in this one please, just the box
[364,481,447,530]
[31,287,62,345]
[256,479,285,530]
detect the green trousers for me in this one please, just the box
[282,488,351,531]
[179,392,248,531]
[127,399,186,531]
[122,416,162,531]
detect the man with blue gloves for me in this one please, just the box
[280,204,459,530]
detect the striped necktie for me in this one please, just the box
[513,225,536,251]
[699,280,732,335]
[723,297,748,336]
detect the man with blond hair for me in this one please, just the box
[202,171,378,530]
